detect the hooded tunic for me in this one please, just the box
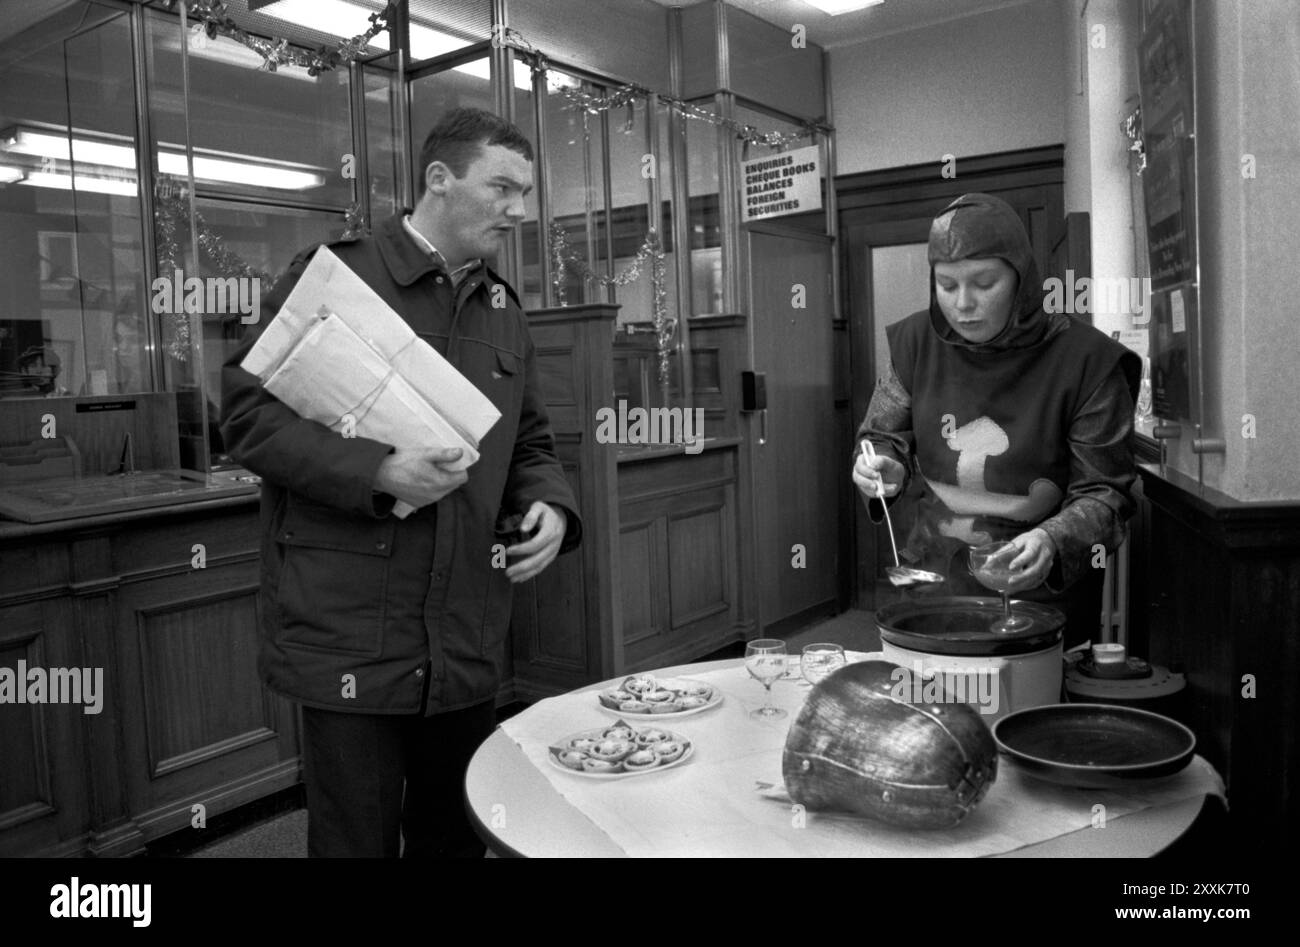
[857,193,1140,632]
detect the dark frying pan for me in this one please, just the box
[992,703,1196,789]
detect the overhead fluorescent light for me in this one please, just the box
[251,0,389,48]
[252,0,459,58]
[156,150,324,190]
[802,0,885,14]
[451,58,534,91]
[239,1,535,89]
[253,0,490,66]
[1,128,136,168]
[184,28,320,82]
[0,166,24,183]
[18,171,138,197]
[546,72,581,92]
[1,124,326,191]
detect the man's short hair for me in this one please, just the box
[416,107,534,195]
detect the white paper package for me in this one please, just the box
[263,311,480,470]
[241,246,502,518]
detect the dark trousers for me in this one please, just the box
[299,698,496,858]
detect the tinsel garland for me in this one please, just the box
[153,180,272,361]
[550,222,674,386]
[497,27,830,150]
[162,0,393,75]
[1122,105,1146,173]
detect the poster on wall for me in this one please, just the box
[1138,0,1196,292]
[740,144,821,223]
[1138,0,1196,422]
[1149,285,1194,421]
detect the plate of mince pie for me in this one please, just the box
[594,675,723,718]
[548,720,694,778]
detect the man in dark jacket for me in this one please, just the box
[220,108,581,857]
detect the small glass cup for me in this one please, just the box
[801,643,846,686]
[745,639,788,720]
[968,540,1032,633]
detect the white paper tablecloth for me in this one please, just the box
[499,656,1225,857]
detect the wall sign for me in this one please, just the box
[740,144,821,223]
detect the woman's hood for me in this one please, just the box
[926,193,1069,351]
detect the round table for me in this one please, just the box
[465,658,1214,857]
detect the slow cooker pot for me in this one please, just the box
[876,597,1066,723]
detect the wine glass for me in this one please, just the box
[801,643,846,686]
[968,540,1033,633]
[744,639,788,720]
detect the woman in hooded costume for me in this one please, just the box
[853,192,1141,646]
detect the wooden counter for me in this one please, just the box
[0,488,305,858]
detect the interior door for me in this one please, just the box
[843,218,932,611]
[748,227,838,634]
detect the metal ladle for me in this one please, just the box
[860,440,945,588]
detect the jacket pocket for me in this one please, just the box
[275,496,395,658]
[494,347,520,377]
[476,344,522,419]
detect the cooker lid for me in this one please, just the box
[877,596,1065,656]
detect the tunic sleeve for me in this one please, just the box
[1036,362,1138,592]
[853,359,916,522]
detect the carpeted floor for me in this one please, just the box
[180,609,876,858]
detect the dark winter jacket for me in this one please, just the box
[220,212,580,715]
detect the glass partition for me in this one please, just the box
[408,52,495,193]
[0,4,149,401]
[1,0,723,482]
[543,69,610,306]
[146,23,351,208]
[361,52,404,220]
[513,60,543,310]
[0,2,395,481]
[145,8,361,471]
[685,99,723,316]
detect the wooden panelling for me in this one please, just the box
[0,496,301,856]
[536,346,580,408]
[511,305,622,701]
[620,463,739,669]
[621,448,733,497]
[133,588,270,776]
[618,520,660,644]
[1131,464,1300,855]
[0,592,90,858]
[112,510,259,577]
[0,615,53,828]
[691,347,722,397]
[113,561,296,840]
[667,502,729,628]
[687,313,746,440]
[522,454,589,672]
[0,540,68,600]
[513,304,752,698]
